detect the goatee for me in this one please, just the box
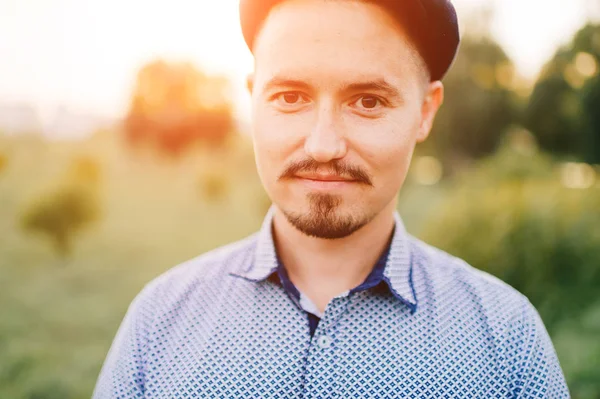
[283,192,369,239]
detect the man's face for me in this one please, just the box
[249,0,442,239]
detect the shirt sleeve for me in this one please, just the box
[92,286,156,399]
[513,300,570,399]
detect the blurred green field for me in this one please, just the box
[0,131,271,398]
[1,130,599,398]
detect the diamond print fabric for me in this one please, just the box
[93,209,569,398]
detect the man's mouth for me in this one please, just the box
[293,173,358,190]
[295,173,356,183]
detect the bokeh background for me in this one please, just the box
[1,0,600,397]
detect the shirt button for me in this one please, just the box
[317,335,332,349]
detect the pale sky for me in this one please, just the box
[0,0,598,123]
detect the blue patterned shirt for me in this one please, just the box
[272,238,391,337]
[94,209,569,398]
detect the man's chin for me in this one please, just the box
[282,207,367,239]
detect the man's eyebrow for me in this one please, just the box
[262,77,312,93]
[343,79,402,99]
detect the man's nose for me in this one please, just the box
[304,105,348,163]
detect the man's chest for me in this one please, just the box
[141,291,507,398]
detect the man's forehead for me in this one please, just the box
[253,0,405,50]
[252,0,423,86]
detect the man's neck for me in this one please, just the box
[271,202,397,314]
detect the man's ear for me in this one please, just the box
[246,73,254,94]
[416,80,444,143]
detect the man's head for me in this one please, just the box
[243,0,458,239]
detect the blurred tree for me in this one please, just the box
[21,184,100,257]
[463,126,554,182]
[581,74,600,163]
[423,16,519,174]
[525,24,600,163]
[124,60,235,157]
[20,157,102,258]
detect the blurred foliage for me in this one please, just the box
[199,170,229,202]
[525,24,600,163]
[0,151,7,174]
[464,126,554,182]
[420,138,600,397]
[424,33,519,173]
[581,73,600,162]
[19,157,102,258]
[0,131,269,399]
[427,21,600,172]
[124,60,235,157]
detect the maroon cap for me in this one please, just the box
[239,0,460,81]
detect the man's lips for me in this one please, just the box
[278,160,373,186]
[294,173,356,182]
[292,174,359,190]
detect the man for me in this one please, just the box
[94,0,569,397]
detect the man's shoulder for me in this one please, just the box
[408,235,532,316]
[408,236,549,348]
[408,237,567,396]
[159,233,258,284]
[130,233,259,313]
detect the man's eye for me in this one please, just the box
[283,93,300,104]
[276,92,306,105]
[356,96,381,109]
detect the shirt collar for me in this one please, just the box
[230,206,417,313]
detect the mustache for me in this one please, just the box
[278,159,373,186]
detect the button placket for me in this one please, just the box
[302,295,351,398]
[319,293,352,334]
